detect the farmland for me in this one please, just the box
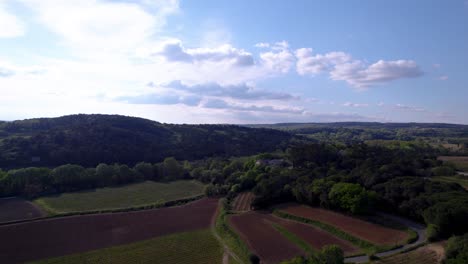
[0,197,45,223]
[229,212,304,264]
[0,198,218,263]
[228,212,359,263]
[277,204,408,246]
[438,156,468,172]
[431,175,468,190]
[231,192,255,212]
[34,180,205,214]
[32,229,223,264]
[374,244,443,264]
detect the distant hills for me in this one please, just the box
[0,115,295,168]
[248,122,468,143]
[2,115,467,169]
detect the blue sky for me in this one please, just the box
[0,0,467,124]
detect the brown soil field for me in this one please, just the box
[229,212,304,264]
[275,216,360,255]
[0,198,218,264]
[278,204,408,246]
[229,212,359,263]
[0,197,45,223]
[232,192,255,212]
[437,156,468,162]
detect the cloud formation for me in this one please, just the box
[343,102,369,107]
[21,0,179,52]
[202,99,304,114]
[0,67,14,78]
[0,2,25,38]
[155,41,254,67]
[295,48,423,88]
[117,93,201,106]
[164,81,298,101]
[259,41,294,73]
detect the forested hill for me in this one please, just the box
[0,115,295,168]
[248,122,468,143]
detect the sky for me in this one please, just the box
[0,0,467,124]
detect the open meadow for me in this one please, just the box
[34,180,205,214]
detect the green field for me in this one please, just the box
[34,180,206,214]
[31,229,223,264]
[431,176,468,190]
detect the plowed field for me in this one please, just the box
[229,212,359,263]
[278,204,408,245]
[232,192,255,212]
[0,197,45,223]
[0,198,218,264]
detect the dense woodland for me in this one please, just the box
[0,115,295,168]
[250,122,468,154]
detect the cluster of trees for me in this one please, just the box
[0,157,189,198]
[445,234,468,264]
[0,114,294,168]
[280,245,344,264]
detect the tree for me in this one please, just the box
[134,162,154,180]
[162,157,184,180]
[329,183,377,214]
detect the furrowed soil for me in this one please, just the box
[279,204,408,246]
[0,197,45,223]
[232,192,255,212]
[0,198,218,264]
[229,211,359,264]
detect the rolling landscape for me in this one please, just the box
[1,1,467,263]
[0,114,467,263]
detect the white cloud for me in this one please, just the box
[202,98,304,114]
[0,2,25,38]
[343,102,369,107]
[259,41,294,73]
[438,75,449,81]
[393,104,426,112]
[155,41,254,67]
[255,42,270,48]
[20,0,179,53]
[330,59,422,88]
[295,48,351,75]
[295,48,423,88]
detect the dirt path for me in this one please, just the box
[344,213,427,263]
[211,201,244,264]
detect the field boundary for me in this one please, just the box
[273,210,403,254]
[215,199,252,264]
[0,194,205,226]
[270,222,314,255]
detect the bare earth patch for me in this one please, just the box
[278,204,408,246]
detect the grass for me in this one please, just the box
[271,223,314,254]
[34,180,206,215]
[215,199,252,264]
[431,176,468,190]
[29,229,223,264]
